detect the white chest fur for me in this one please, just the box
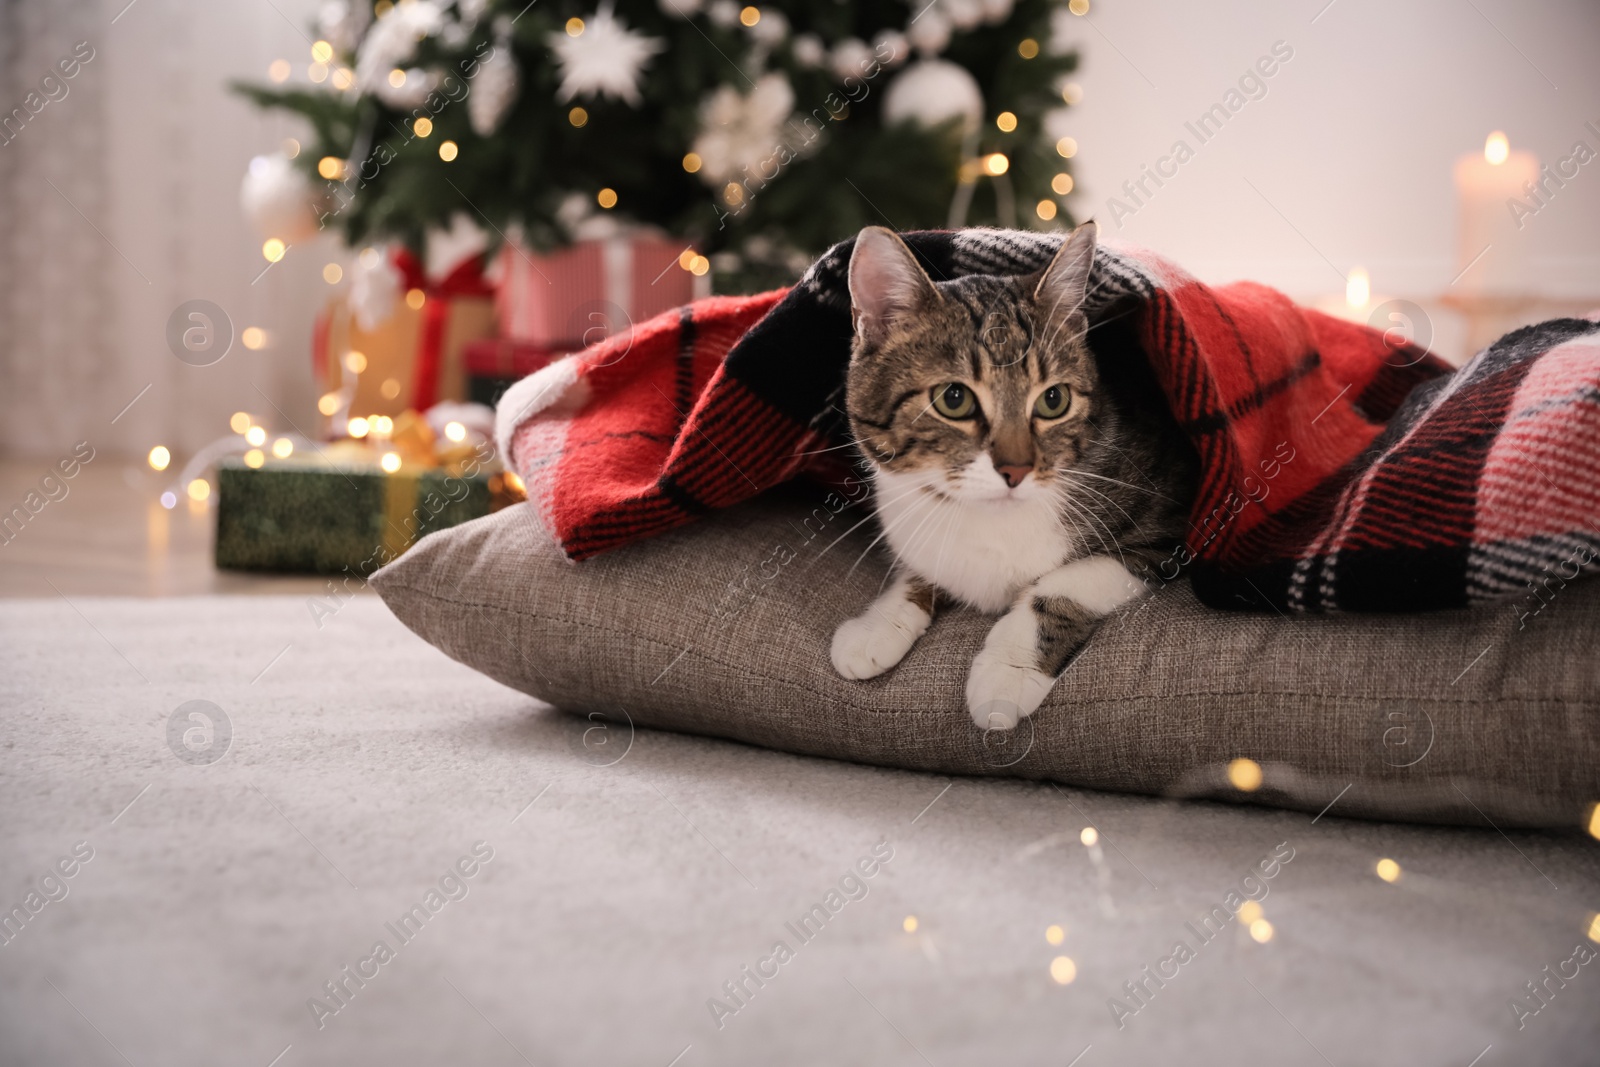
[872,468,1073,614]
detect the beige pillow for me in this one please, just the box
[372,488,1600,829]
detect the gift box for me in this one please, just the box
[315,251,497,418]
[463,337,572,406]
[496,237,699,348]
[214,439,521,574]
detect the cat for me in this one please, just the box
[830,221,1199,730]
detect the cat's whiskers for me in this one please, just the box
[1061,474,1138,529]
[874,486,950,586]
[1055,485,1128,566]
[847,487,941,577]
[1068,466,1178,503]
[791,438,866,460]
[807,476,932,567]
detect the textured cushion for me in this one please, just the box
[371,485,1600,828]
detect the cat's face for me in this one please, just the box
[845,223,1103,505]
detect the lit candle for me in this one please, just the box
[1453,131,1537,294]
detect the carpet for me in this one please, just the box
[1,595,1596,1066]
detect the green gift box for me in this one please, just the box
[214,447,512,575]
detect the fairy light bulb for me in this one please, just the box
[147,446,170,471]
[1227,758,1263,791]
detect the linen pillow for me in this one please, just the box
[371,485,1600,829]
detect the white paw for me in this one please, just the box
[966,641,1056,730]
[831,613,921,680]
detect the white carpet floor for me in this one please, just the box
[2,595,1596,1066]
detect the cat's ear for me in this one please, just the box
[1033,220,1098,328]
[848,226,936,346]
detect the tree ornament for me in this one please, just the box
[981,0,1016,23]
[829,38,874,83]
[746,7,787,46]
[658,0,704,16]
[469,28,519,135]
[943,0,986,31]
[690,73,794,185]
[375,67,439,109]
[239,153,321,244]
[883,60,983,133]
[317,0,371,53]
[354,0,443,97]
[706,0,739,28]
[873,30,910,68]
[907,10,952,56]
[348,249,403,331]
[547,3,665,106]
[791,34,825,68]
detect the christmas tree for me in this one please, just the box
[236,0,1081,292]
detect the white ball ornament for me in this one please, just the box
[906,10,952,56]
[872,30,909,68]
[791,34,825,67]
[882,60,984,134]
[829,38,874,83]
[943,0,985,31]
[239,153,321,244]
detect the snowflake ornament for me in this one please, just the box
[548,3,665,106]
[691,73,794,185]
[355,0,444,96]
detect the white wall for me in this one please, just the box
[2,0,1596,460]
[1057,0,1600,298]
[1,0,332,461]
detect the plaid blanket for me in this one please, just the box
[495,229,1600,614]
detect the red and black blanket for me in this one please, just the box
[494,229,1600,614]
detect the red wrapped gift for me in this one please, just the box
[495,237,699,349]
[463,337,572,379]
[462,337,572,406]
[313,250,497,417]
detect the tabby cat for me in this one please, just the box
[831,222,1199,729]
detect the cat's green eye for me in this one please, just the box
[1034,385,1071,419]
[931,382,977,419]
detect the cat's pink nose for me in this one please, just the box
[995,464,1033,488]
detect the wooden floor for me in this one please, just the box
[0,457,331,598]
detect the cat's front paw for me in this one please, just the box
[966,645,1056,730]
[831,613,921,680]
